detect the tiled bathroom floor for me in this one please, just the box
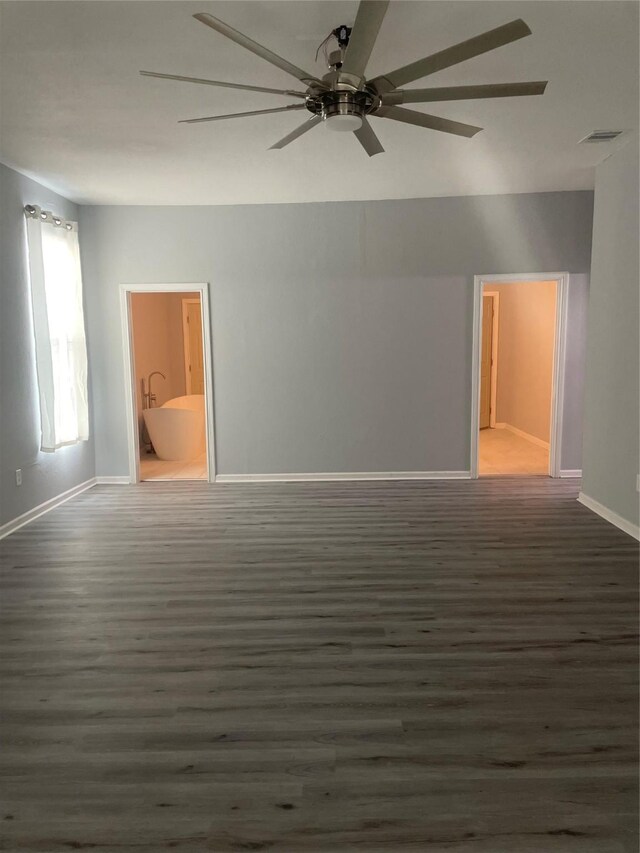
[139,452,207,481]
[479,427,549,475]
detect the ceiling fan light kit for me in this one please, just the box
[325,113,364,132]
[141,1,548,156]
[314,90,371,131]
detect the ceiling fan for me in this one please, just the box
[140,1,547,156]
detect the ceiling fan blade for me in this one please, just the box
[179,104,306,124]
[270,115,322,149]
[353,118,385,156]
[369,19,533,93]
[382,81,548,105]
[140,70,308,98]
[193,13,319,86]
[341,1,389,78]
[375,106,482,138]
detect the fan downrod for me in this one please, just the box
[307,23,379,128]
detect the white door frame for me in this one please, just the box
[119,282,216,484]
[482,291,500,429]
[181,298,201,395]
[470,273,569,479]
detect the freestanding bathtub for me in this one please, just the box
[143,395,206,461]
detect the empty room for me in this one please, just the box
[0,1,638,851]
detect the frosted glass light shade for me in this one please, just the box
[325,114,363,132]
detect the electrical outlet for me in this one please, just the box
[15,469,22,486]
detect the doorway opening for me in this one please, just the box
[120,283,216,483]
[470,273,568,478]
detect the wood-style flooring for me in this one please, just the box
[0,478,638,852]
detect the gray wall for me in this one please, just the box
[0,163,95,525]
[79,191,593,477]
[562,273,590,472]
[582,140,640,526]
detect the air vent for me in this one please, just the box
[580,130,624,143]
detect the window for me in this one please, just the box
[25,205,89,451]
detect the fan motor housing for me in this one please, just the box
[307,89,375,123]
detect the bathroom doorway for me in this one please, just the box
[120,283,215,483]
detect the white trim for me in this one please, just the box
[0,478,96,540]
[501,423,550,450]
[483,291,500,428]
[552,274,569,478]
[181,298,200,395]
[215,471,471,484]
[95,476,131,485]
[119,287,139,484]
[119,283,216,484]
[577,492,640,541]
[560,469,582,479]
[471,273,569,479]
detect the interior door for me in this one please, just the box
[184,300,205,395]
[479,295,493,429]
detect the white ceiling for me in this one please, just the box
[0,1,638,205]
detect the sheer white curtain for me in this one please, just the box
[25,209,89,451]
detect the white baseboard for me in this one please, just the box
[215,471,471,484]
[0,477,97,541]
[577,492,640,541]
[501,423,550,449]
[95,476,130,485]
[560,469,582,479]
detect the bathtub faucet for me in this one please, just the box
[145,371,166,408]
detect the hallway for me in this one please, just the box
[479,427,549,475]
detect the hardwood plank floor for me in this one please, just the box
[0,478,637,852]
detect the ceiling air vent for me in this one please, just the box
[580,130,624,143]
